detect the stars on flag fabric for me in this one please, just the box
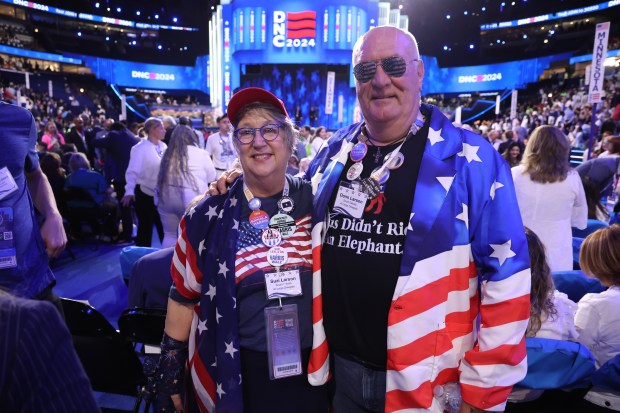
[170,180,244,413]
[307,104,530,412]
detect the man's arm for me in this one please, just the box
[25,167,67,258]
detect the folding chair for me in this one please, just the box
[61,298,146,412]
[552,270,606,303]
[118,307,167,349]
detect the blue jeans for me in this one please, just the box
[333,353,386,413]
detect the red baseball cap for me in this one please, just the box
[227,87,289,127]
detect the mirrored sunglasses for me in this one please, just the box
[353,56,418,83]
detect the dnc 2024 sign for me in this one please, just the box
[272,10,317,48]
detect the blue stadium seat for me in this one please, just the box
[119,246,159,283]
[572,219,608,239]
[551,270,606,303]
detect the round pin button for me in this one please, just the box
[384,151,405,170]
[370,166,390,185]
[277,196,295,214]
[350,142,368,162]
[249,210,270,229]
[267,246,288,267]
[269,213,296,238]
[261,227,282,247]
[248,197,262,211]
[346,162,364,181]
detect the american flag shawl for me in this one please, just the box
[171,178,244,413]
[306,104,531,412]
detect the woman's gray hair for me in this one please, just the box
[144,117,163,134]
[231,102,296,154]
[156,125,199,201]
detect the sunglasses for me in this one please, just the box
[353,56,419,83]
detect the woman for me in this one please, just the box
[576,225,620,368]
[309,126,327,159]
[525,227,578,340]
[147,88,328,412]
[502,141,523,168]
[122,117,166,247]
[156,125,216,248]
[39,152,67,216]
[40,121,65,152]
[581,176,610,223]
[512,125,587,272]
[577,225,620,411]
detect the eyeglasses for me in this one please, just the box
[234,123,283,145]
[353,56,419,83]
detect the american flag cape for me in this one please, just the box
[306,104,531,412]
[171,179,244,413]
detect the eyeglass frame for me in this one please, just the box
[233,123,284,145]
[353,56,420,83]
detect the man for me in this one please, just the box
[0,101,67,304]
[127,247,174,309]
[297,125,312,159]
[65,115,88,154]
[487,130,501,151]
[93,122,140,243]
[216,26,530,413]
[498,130,524,155]
[162,115,177,145]
[205,113,236,177]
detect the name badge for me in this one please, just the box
[0,167,18,201]
[265,304,302,380]
[0,207,17,269]
[265,269,302,300]
[333,182,368,219]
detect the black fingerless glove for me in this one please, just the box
[142,333,189,412]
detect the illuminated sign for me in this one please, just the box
[458,73,503,83]
[480,0,618,31]
[131,71,176,81]
[273,10,317,48]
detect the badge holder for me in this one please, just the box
[264,303,303,380]
[0,207,17,269]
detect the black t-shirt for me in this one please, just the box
[321,115,429,367]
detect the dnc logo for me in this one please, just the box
[272,10,317,48]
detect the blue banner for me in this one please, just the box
[0,44,82,64]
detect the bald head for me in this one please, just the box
[352,26,424,142]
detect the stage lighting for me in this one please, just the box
[106,36,109,41]
[158,44,163,50]
[469,44,474,49]
[464,11,468,15]
[443,45,448,50]
[117,7,121,12]
[446,15,450,19]
[77,31,82,36]
[173,17,178,23]
[155,14,159,19]
[136,11,141,16]
[95,2,99,8]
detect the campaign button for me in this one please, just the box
[384,151,405,170]
[350,142,368,162]
[248,197,262,211]
[346,162,364,181]
[261,227,282,247]
[269,213,296,238]
[249,210,270,229]
[267,246,288,267]
[277,196,295,214]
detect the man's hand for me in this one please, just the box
[121,194,134,207]
[208,169,242,196]
[40,211,67,258]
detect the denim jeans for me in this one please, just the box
[332,353,387,413]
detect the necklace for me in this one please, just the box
[361,127,410,164]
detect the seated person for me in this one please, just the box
[65,152,117,239]
[525,227,579,340]
[576,225,620,368]
[0,290,99,412]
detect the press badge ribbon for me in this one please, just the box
[333,182,368,219]
[264,269,302,300]
[0,207,17,269]
[0,167,18,201]
[265,304,302,379]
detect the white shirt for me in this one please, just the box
[310,137,325,159]
[125,138,167,197]
[512,166,587,272]
[575,286,620,368]
[205,131,236,170]
[532,291,579,340]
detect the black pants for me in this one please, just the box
[134,185,163,247]
[113,181,133,240]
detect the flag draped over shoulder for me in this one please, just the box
[170,179,244,413]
